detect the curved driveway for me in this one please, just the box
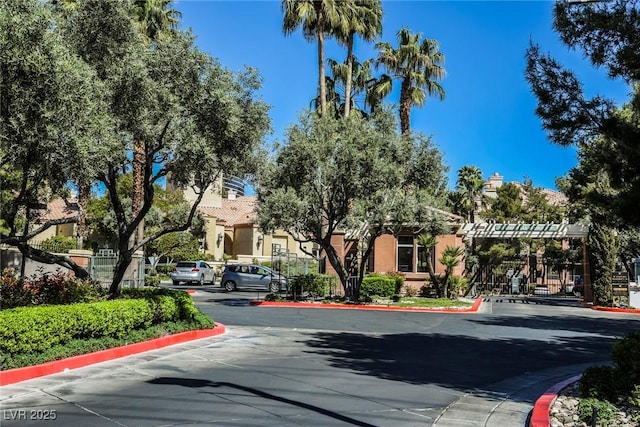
[2,287,639,426]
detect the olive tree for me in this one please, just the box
[257,109,448,300]
[2,0,270,296]
[0,0,109,278]
[62,0,269,295]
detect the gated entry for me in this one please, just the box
[461,222,590,298]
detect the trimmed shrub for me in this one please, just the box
[121,288,199,321]
[145,275,161,287]
[360,276,396,299]
[0,316,213,370]
[39,235,76,254]
[579,365,618,402]
[289,274,331,298]
[0,270,106,309]
[0,299,154,355]
[611,331,640,396]
[0,288,205,356]
[384,271,405,294]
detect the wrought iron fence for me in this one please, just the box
[469,257,585,298]
[89,254,145,288]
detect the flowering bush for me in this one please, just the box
[0,269,106,309]
[0,269,32,308]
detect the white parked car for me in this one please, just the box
[170,261,216,286]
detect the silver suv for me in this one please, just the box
[221,264,287,293]
[170,261,216,286]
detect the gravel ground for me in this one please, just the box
[550,381,638,427]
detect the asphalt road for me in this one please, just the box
[2,286,639,426]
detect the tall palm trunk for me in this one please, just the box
[132,140,145,248]
[399,76,412,134]
[344,32,354,118]
[314,0,327,116]
[76,182,91,250]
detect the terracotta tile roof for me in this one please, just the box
[511,182,568,207]
[197,196,257,226]
[37,198,79,223]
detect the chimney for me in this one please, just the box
[227,189,237,200]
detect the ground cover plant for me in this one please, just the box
[573,331,640,425]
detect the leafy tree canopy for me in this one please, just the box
[0,0,110,278]
[1,0,270,295]
[526,0,640,228]
[257,108,450,299]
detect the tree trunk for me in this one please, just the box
[442,270,451,299]
[315,1,327,117]
[344,32,354,119]
[132,140,145,247]
[424,250,441,297]
[76,182,91,250]
[17,243,91,280]
[109,234,133,297]
[399,76,412,135]
[320,239,356,299]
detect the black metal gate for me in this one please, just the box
[470,256,585,297]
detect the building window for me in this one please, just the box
[398,235,436,273]
[397,236,413,272]
[417,246,436,273]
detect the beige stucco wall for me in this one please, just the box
[232,225,255,257]
[201,216,226,260]
[180,177,223,208]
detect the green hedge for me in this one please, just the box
[289,274,332,298]
[360,276,397,298]
[0,289,206,356]
[121,288,199,320]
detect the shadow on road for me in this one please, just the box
[147,377,375,426]
[299,328,619,396]
[470,312,640,336]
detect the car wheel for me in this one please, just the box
[574,290,582,298]
[224,281,236,292]
[198,275,204,286]
[209,274,216,285]
[269,281,280,293]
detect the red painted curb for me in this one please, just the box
[592,306,640,314]
[250,296,483,313]
[530,375,581,427]
[0,323,226,386]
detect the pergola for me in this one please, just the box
[460,222,589,239]
[459,222,592,300]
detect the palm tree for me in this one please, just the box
[282,0,345,117]
[455,166,485,223]
[375,28,446,134]
[130,0,181,246]
[332,0,382,118]
[417,233,441,297]
[133,0,181,42]
[320,56,378,117]
[439,245,464,299]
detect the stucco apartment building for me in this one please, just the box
[183,176,467,287]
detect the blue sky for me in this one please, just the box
[176,0,630,192]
